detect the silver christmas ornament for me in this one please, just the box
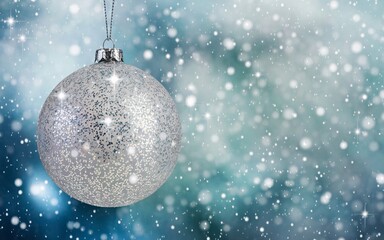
[37,47,181,207]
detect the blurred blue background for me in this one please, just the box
[1,0,384,239]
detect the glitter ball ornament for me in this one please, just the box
[37,48,181,207]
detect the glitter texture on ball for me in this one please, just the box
[37,61,181,207]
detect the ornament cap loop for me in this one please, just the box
[95,48,123,63]
[103,38,115,48]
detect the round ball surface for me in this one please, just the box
[37,62,181,207]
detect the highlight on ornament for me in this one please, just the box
[36,0,181,207]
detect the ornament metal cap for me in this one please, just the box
[95,48,124,63]
[95,38,123,63]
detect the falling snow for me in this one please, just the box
[1,0,384,239]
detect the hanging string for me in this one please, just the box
[103,0,116,44]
